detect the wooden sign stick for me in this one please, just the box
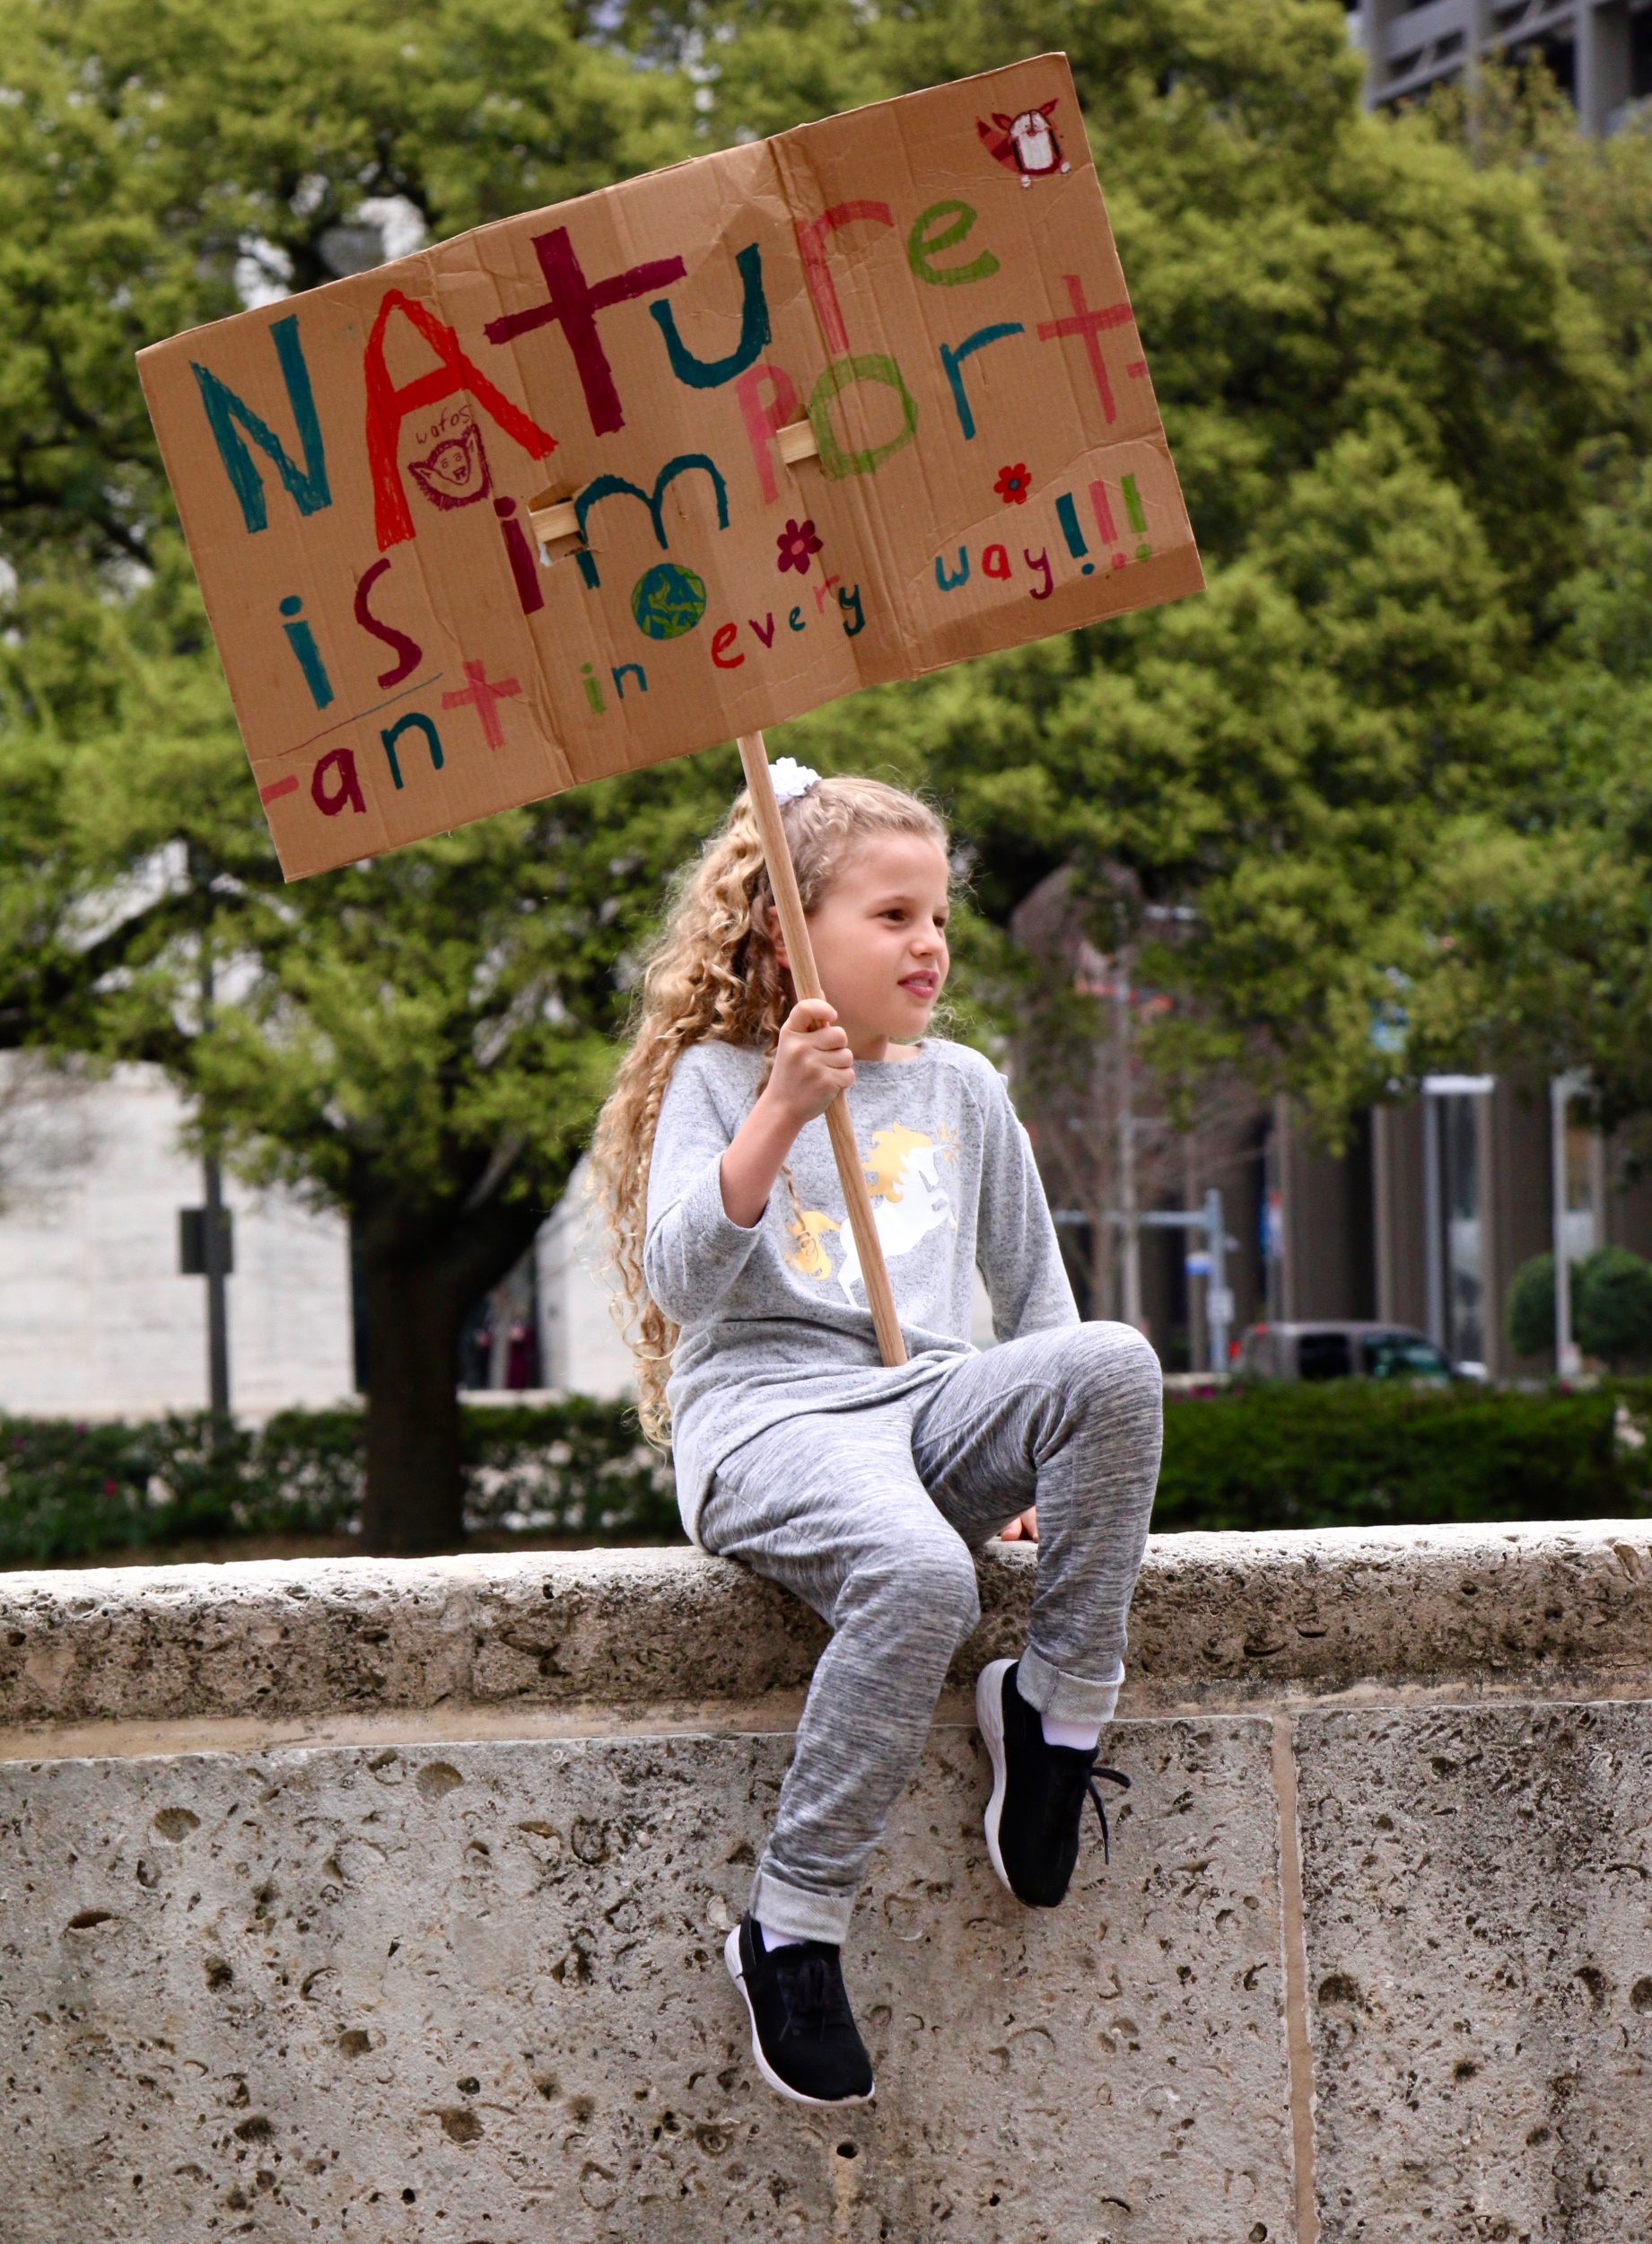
[737,732,908,1369]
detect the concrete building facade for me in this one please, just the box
[0,1062,353,1421]
[0,1061,636,1421]
[1354,0,1652,126]
[1274,1078,1652,1378]
[0,1054,1630,1412]
[1036,1065,1648,1383]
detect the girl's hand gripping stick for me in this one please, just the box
[737,732,908,1368]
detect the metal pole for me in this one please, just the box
[1551,1074,1580,1380]
[1114,923,1141,1330]
[1204,1186,1230,1372]
[203,1153,231,1419]
[1263,1112,1282,1324]
[199,941,231,1424]
[1089,1033,1114,1321]
[1184,1133,1205,1372]
[1422,1091,1445,1352]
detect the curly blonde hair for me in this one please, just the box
[588,771,948,1443]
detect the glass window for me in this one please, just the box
[1362,1331,1451,1381]
[1297,1330,1352,1381]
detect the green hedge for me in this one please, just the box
[1155,1381,1652,1534]
[0,1399,677,1567]
[5,1384,1649,1569]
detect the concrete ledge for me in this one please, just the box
[2,1521,1649,1744]
[4,1523,1650,2242]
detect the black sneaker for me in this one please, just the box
[723,1915,875,2106]
[975,1657,1130,1907]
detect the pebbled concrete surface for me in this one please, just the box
[1297,1699,1652,2242]
[1,1717,1293,2244]
[4,1522,1651,2240]
[3,1521,1650,1735]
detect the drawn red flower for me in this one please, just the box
[994,462,1032,505]
[776,517,824,573]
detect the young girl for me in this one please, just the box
[590,764,1161,2108]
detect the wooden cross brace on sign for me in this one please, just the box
[526,423,820,554]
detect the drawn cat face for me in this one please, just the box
[1004,109,1058,173]
[406,420,492,509]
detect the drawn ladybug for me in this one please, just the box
[977,101,1070,186]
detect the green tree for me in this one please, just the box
[1395,459,1652,1127]
[0,0,1635,1549]
[1508,1252,1560,1362]
[0,0,687,569]
[1508,1248,1652,1371]
[686,0,1616,1131]
[0,0,697,1548]
[1348,73,1652,1140]
[1577,1247,1652,1371]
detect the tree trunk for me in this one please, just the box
[355,1184,551,1556]
[360,1249,468,1554]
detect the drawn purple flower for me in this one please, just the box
[776,517,824,574]
[994,462,1032,505]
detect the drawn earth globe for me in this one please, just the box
[631,562,708,640]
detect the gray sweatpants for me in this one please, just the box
[698,1321,1161,1944]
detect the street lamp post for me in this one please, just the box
[1125,1193,1235,1373]
[191,851,232,1428]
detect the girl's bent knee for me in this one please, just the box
[861,1531,979,1639]
[1062,1320,1162,1415]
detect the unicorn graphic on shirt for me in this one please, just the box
[783,1123,957,1305]
[784,1205,840,1280]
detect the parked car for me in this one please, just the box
[1235,1321,1482,1384]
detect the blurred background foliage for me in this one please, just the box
[6,1380,1648,1568]
[0,1397,677,1566]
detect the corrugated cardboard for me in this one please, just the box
[138,55,1202,879]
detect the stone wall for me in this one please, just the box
[3,1521,1649,2241]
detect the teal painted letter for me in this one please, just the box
[380,712,444,790]
[939,323,1024,442]
[191,315,331,533]
[650,244,770,389]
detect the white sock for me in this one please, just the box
[757,1918,805,1952]
[1041,1713,1103,1753]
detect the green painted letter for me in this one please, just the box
[807,356,919,479]
[906,201,1000,288]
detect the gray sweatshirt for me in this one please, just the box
[643,1036,1078,1541]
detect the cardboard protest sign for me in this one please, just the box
[138,54,1202,881]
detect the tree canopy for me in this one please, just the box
[0,0,687,568]
[755,15,1618,1130]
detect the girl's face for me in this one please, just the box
[794,832,951,1058]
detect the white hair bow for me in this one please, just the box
[767,758,821,804]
